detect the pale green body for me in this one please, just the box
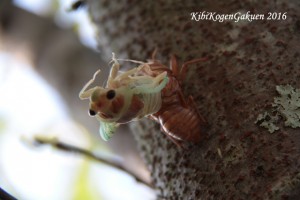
[79,53,168,141]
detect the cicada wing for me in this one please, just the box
[99,122,119,141]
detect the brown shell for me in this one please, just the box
[145,56,208,146]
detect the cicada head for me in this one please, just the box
[88,87,125,122]
[87,86,141,141]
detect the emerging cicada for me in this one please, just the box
[79,53,169,141]
[80,52,207,146]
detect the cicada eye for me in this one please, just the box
[89,109,96,116]
[106,90,116,100]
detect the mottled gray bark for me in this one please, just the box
[88,0,300,199]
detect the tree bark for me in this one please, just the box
[88,0,300,199]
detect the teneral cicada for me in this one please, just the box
[79,53,168,141]
[80,52,207,147]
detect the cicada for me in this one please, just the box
[79,53,169,141]
[80,52,208,146]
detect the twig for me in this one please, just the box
[0,187,17,200]
[31,136,154,189]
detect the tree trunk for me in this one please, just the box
[88,0,300,199]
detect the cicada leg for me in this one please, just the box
[79,70,101,99]
[116,65,144,80]
[160,127,185,149]
[151,48,158,60]
[108,53,145,87]
[107,53,121,88]
[132,72,168,94]
[187,95,207,124]
[170,54,179,78]
[139,63,155,76]
[180,57,208,82]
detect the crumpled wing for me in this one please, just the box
[99,121,119,141]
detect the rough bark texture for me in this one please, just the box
[88,0,300,199]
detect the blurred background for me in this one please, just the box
[0,0,154,199]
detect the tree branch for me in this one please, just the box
[0,187,17,200]
[29,136,153,189]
